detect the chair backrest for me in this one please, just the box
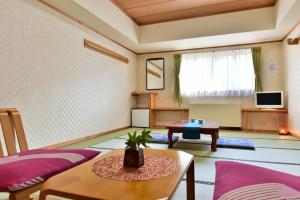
[0,108,29,157]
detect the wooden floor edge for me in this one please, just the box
[43,126,131,149]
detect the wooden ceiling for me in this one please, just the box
[111,0,277,25]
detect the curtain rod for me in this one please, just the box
[180,47,256,55]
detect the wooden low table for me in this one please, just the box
[39,149,195,200]
[167,120,220,151]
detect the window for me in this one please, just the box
[179,48,255,97]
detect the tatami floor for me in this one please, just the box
[1,129,300,200]
[69,128,300,200]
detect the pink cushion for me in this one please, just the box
[0,149,100,192]
[213,161,300,200]
[218,183,300,199]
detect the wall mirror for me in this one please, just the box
[146,58,164,90]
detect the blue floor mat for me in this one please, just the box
[150,134,179,144]
[217,138,255,150]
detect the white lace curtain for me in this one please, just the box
[179,48,255,97]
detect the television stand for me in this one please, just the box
[261,108,278,111]
[241,108,288,132]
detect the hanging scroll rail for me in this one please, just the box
[84,39,129,63]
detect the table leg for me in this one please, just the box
[186,160,195,200]
[39,192,47,200]
[211,132,217,152]
[168,129,174,148]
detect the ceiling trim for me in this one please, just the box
[136,39,283,55]
[38,0,138,54]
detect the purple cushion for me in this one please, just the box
[213,161,300,200]
[0,149,100,192]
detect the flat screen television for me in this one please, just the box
[255,91,284,109]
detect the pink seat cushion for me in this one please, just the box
[214,161,300,200]
[0,149,100,192]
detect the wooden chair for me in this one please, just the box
[0,108,42,200]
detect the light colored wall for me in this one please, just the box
[189,104,241,127]
[282,24,300,135]
[0,0,137,149]
[275,0,296,26]
[137,42,285,127]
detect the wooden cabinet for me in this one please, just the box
[241,108,288,132]
[131,92,189,128]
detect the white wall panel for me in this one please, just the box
[282,25,300,135]
[0,0,137,148]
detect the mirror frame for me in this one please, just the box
[146,58,165,90]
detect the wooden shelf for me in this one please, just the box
[241,107,288,132]
[241,108,288,113]
[132,107,150,109]
[131,91,157,96]
[151,107,189,111]
[131,91,189,128]
[131,91,156,110]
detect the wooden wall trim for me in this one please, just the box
[37,0,137,55]
[282,21,300,41]
[43,126,131,149]
[84,39,129,63]
[287,37,300,45]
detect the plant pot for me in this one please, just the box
[123,148,144,168]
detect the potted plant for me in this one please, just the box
[123,129,152,168]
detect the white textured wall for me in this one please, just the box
[283,25,300,135]
[0,0,137,149]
